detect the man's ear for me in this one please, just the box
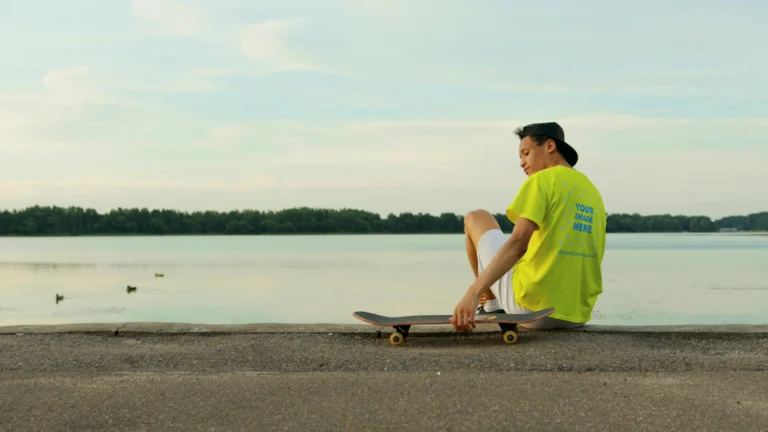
[547,139,557,154]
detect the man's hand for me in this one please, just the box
[450,217,538,333]
[450,290,481,332]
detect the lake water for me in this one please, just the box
[1,233,767,327]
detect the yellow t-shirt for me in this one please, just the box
[505,166,606,323]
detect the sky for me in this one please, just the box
[0,0,766,219]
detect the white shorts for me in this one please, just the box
[476,229,531,315]
[476,229,582,330]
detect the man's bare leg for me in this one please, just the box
[464,209,503,303]
[466,231,480,279]
[465,231,491,307]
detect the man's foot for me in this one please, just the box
[476,297,504,315]
[476,305,504,315]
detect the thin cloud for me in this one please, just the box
[0,66,99,151]
[132,0,205,35]
[239,18,330,74]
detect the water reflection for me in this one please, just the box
[0,233,766,326]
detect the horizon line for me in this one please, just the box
[2,204,766,222]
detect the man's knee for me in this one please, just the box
[464,209,493,228]
[464,209,500,240]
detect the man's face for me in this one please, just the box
[519,136,556,176]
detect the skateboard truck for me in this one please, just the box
[498,323,519,344]
[390,325,411,346]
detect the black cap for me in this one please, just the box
[518,122,578,167]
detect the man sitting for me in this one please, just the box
[450,122,607,332]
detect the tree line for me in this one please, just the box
[0,206,766,236]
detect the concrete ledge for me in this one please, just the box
[0,323,126,335]
[578,324,768,333]
[1,322,767,335]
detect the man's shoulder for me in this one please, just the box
[526,166,595,187]
[551,167,601,190]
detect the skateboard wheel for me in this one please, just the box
[390,332,405,346]
[503,330,518,345]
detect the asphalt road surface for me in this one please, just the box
[1,326,767,431]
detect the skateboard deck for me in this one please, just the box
[353,307,555,345]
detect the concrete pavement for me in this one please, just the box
[0,324,767,431]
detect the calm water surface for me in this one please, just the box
[1,233,767,326]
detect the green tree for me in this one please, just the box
[0,206,765,236]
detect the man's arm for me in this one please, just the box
[470,217,537,296]
[451,217,538,332]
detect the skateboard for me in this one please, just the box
[353,308,555,345]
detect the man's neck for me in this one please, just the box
[545,159,572,170]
